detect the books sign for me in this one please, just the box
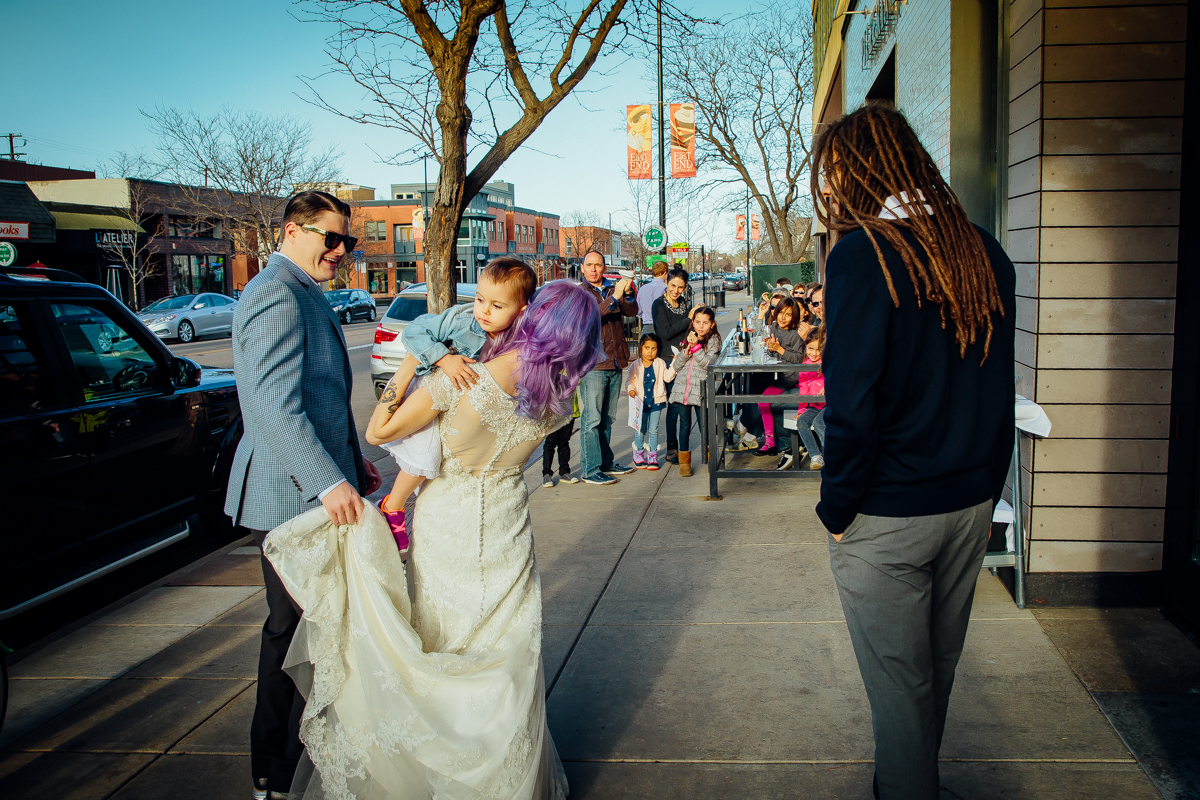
[0,221,30,240]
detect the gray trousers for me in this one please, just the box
[827,501,992,800]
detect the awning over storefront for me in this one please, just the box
[49,211,143,232]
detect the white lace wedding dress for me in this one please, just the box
[264,364,570,800]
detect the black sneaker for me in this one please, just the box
[582,472,618,485]
[775,453,794,470]
[755,443,778,456]
[542,475,555,488]
[603,462,635,475]
[559,472,579,484]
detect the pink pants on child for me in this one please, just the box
[758,386,784,447]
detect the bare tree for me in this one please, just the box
[98,151,165,309]
[144,106,341,262]
[561,209,608,261]
[662,0,814,264]
[301,0,693,312]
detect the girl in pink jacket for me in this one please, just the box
[795,336,827,470]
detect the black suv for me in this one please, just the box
[0,268,243,628]
[324,288,378,325]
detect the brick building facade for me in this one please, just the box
[812,0,1198,625]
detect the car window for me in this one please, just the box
[193,296,210,309]
[51,302,160,402]
[0,301,54,417]
[211,295,232,306]
[385,296,429,321]
[143,295,195,312]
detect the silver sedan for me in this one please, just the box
[137,293,238,343]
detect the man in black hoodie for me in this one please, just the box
[813,106,1015,800]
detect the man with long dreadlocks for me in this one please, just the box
[812,105,1015,800]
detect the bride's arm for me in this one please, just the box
[365,354,439,445]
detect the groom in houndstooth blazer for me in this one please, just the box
[224,191,381,800]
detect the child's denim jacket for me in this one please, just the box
[401,304,487,376]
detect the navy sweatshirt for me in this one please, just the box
[816,226,1016,535]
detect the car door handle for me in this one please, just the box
[94,418,133,432]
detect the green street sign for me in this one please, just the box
[642,225,666,252]
[0,241,15,268]
[646,254,669,270]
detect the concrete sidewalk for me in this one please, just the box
[2,418,1196,797]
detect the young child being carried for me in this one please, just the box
[626,332,669,470]
[367,259,537,556]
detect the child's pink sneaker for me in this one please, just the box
[378,495,409,558]
[646,450,660,470]
[632,450,647,469]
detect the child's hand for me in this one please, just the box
[436,353,479,390]
[686,330,699,345]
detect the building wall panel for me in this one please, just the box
[1009,191,1041,228]
[1029,540,1162,572]
[1039,263,1176,298]
[1017,296,1040,333]
[1044,80,1185,118]
[1042,118,1183,155]
[1016,328,1039,367]
[1042,154,1182,191]
[1006,226,1040,262]
[1044,43,1186,81]
[1040,226,1177,263]
[1034,438,1168,472]
[1012,10,1045,62]
[1034,471,1167,507]
[1044,6,1187,44]
[1011,46,1044,98]
[1037,333,1173,369]
[1032,506,1164,542]
[1038,298,1175,334]
[1016,261,1040,297]
[1040,191,1180,227]
[1010,86,1043,132]
[1041,404,1169,439]
[1036,369,1172,404]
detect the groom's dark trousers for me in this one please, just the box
[225,252,367,794]
[251,534,305,791]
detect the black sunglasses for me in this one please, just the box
[811,299,823,307]
[301,224,358,253]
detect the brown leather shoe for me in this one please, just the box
[678,451,693,477]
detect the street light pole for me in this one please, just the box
[657,0,666,231]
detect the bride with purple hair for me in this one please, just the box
[263,280,603,799]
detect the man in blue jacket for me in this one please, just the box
[812,107,1015,800]
[225,191,381,800]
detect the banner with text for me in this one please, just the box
[669,102,696,178]
[750,214,761,241]
[627,104,653,179]
[736,214,746,241]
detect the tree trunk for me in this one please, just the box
[425,66,474,314]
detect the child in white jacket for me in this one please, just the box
[626,333,669,470]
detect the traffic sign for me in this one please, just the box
[642,225,666,252]
[0,241,16,267]
[352,249,365,258]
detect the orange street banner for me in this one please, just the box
[627,104,653,179]
[750,214,761,241]
[411,207,425,241]
[669,102,696,178]
[736,214,746,241]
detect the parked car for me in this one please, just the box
[0,268,243,680]
[324,288,378,325]
[136,293,239,343]
[724,273,748,290]
[370,283,477,398]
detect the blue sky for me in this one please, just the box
[8,0,736,246]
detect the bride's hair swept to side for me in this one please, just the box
[491,280,603,420]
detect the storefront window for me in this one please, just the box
[368,268,389,294]
[172,255,226,295]
[396,262,418,289]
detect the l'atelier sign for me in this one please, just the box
[861,0,906,69]
[95,230,136,248]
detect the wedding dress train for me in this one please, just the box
[265,364,570,799]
